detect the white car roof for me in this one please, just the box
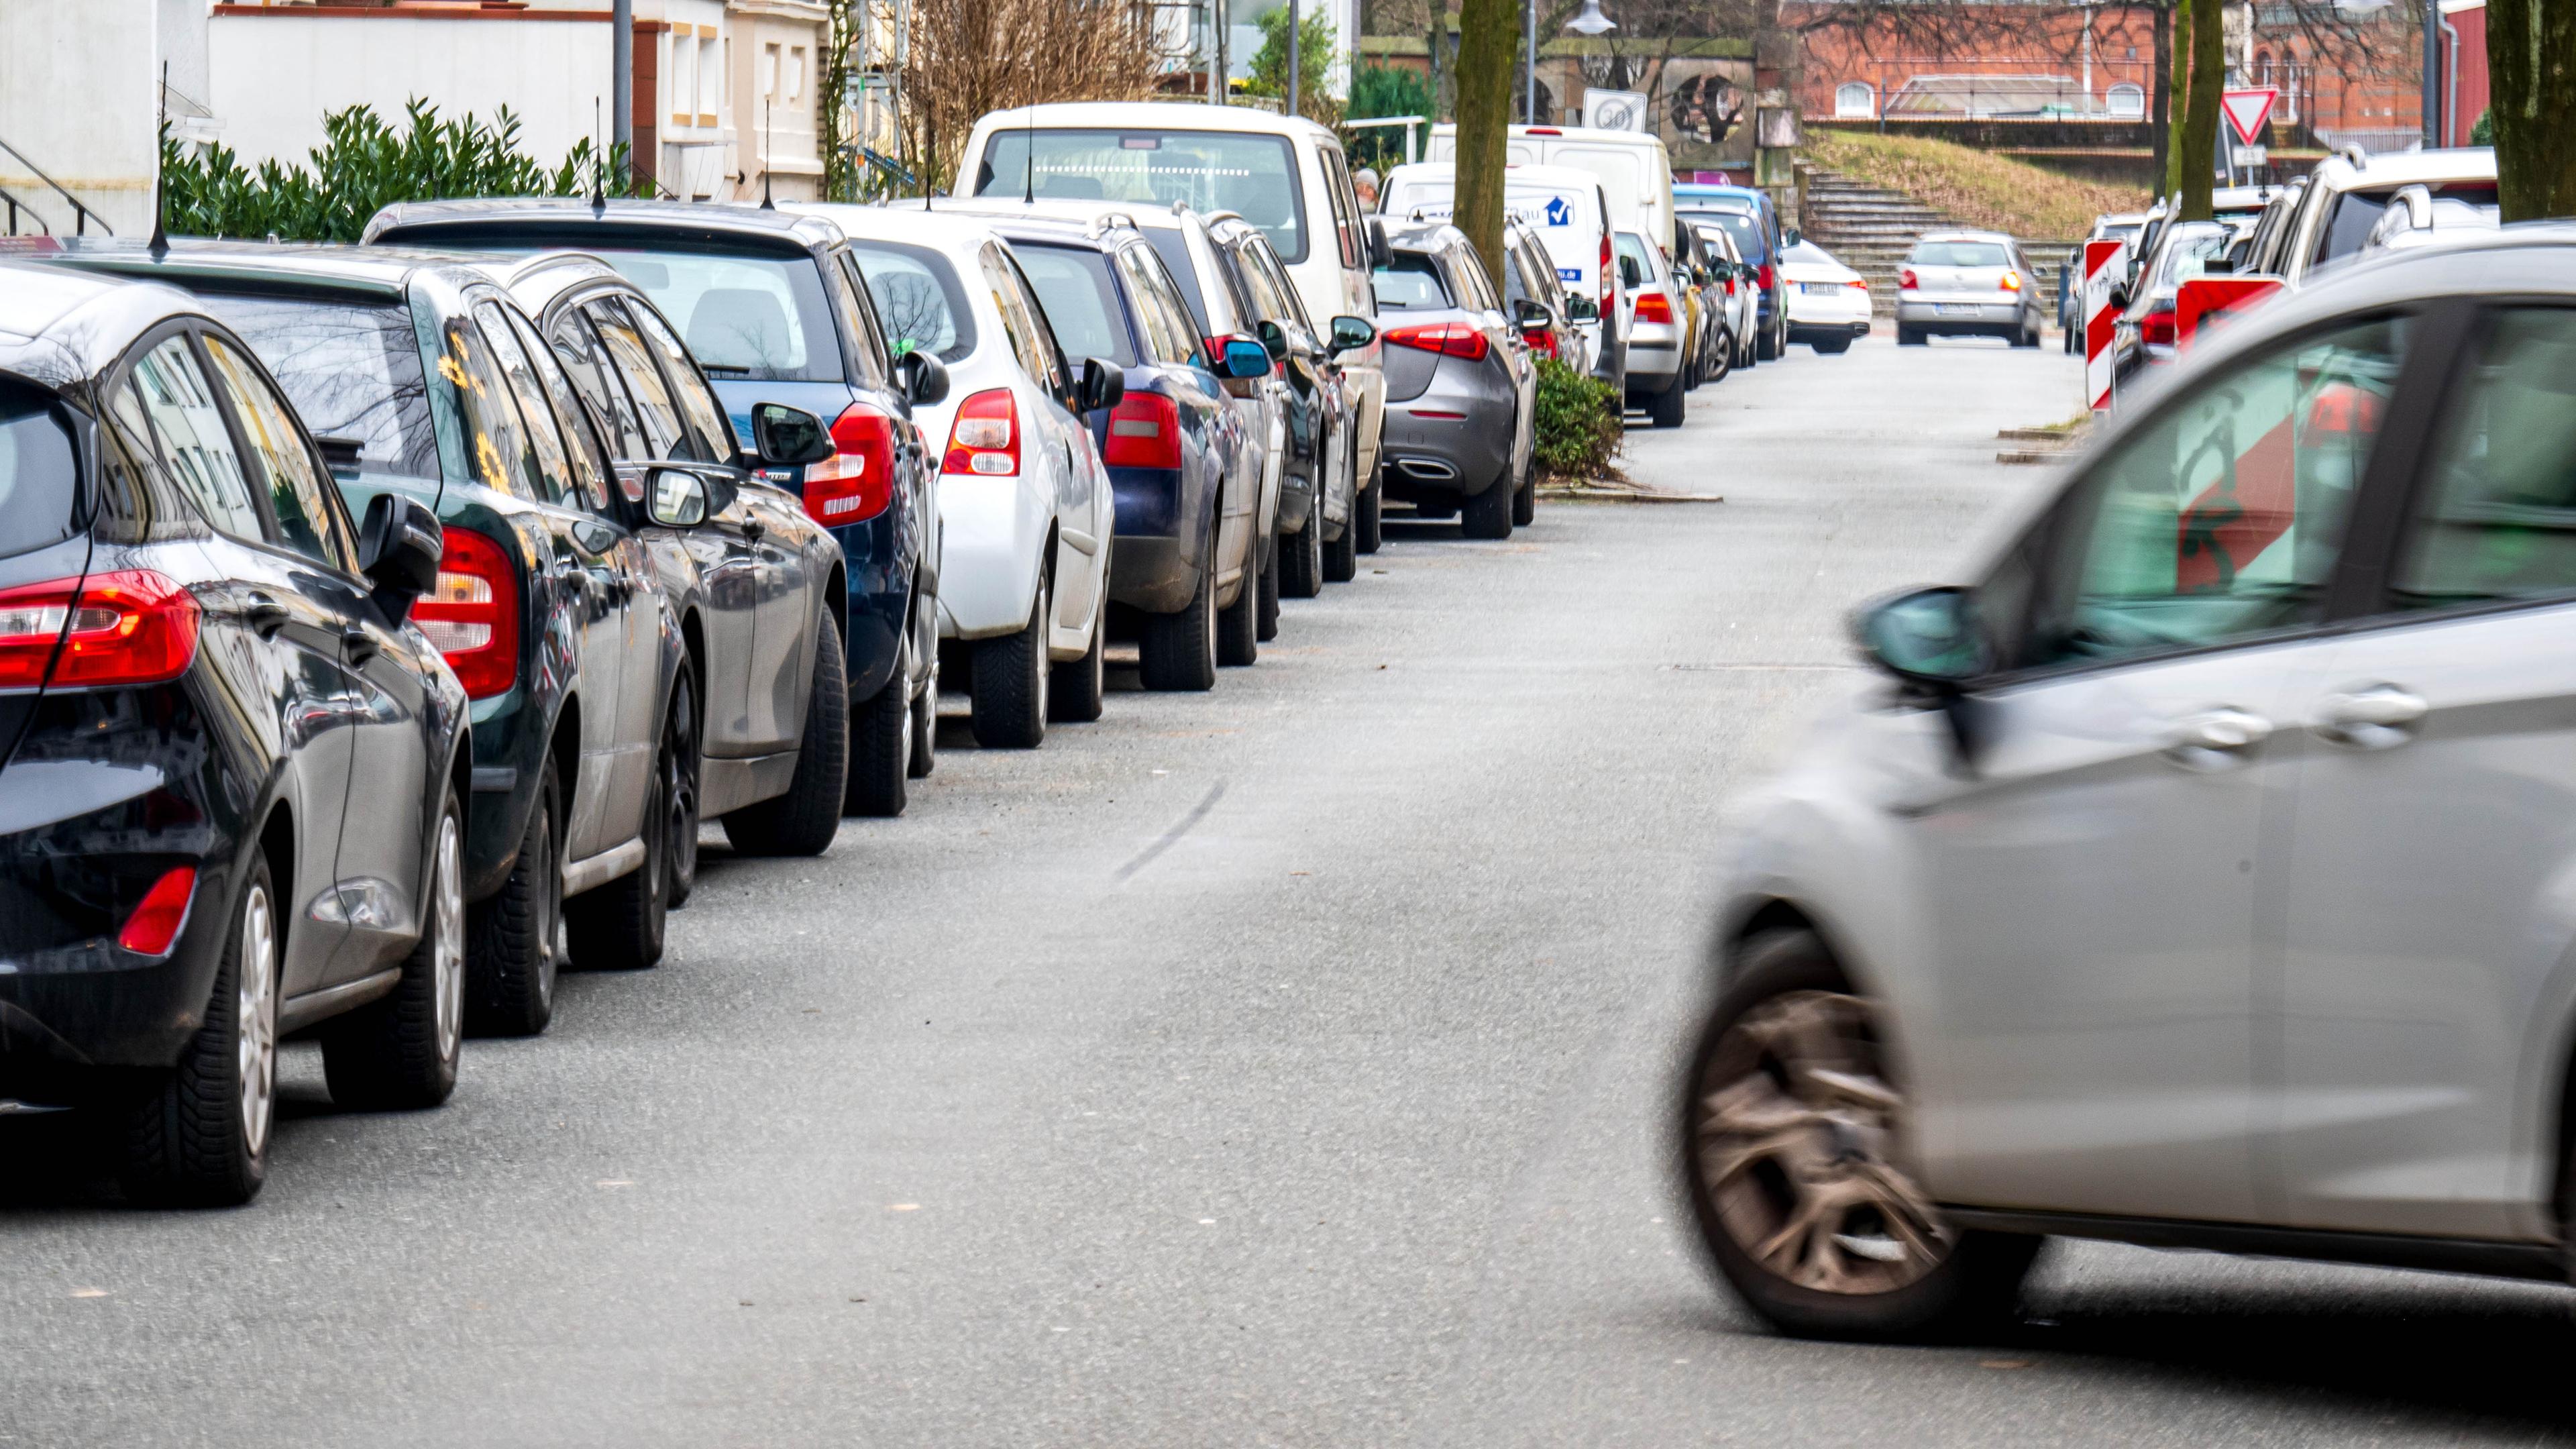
[973,101,1337,144]
[1381,160,1606,195]
[1916,229,2018,246]
[2310,145,2496,195]
[785,203,1004,253]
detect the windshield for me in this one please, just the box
[586,247,843,382]
[0,382,79,561]
[977,129,1309,264]
[1686,209,1763,262]
[843,239,977,364]
[1012,241,1135,367]
[2151,223,2233,290]
[203,293,441,486]
[1909,241,2009,268]
[1372,253,1450,309]
[2315,181,2501,270]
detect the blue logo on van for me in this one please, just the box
[1543,197,1572,226]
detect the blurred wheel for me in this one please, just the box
[1354,471,1383,554]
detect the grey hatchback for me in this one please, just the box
[1368,219,1538,539]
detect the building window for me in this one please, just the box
[788,47,805,103]
[1833,82,1873,118]
[670,32,694,126]
[763,42,781,99]
[2106,83,2145,119]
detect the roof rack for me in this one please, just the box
[1087,211,1138,237]
[2342,144,2369,170]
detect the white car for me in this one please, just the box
[794,204,1118,749]
[1777,236,1870,354]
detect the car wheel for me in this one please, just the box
[843,613,913,818]
[1896,325,1927,347]
[119,847,280,1205]
[664,667,702,908]
[1813,337,1851,356]
[1682,929,2042,1340]
[1322,515,1358,586]
[729,610,850,848]
[1216,553,1258,668]
[1279,513,1322,599]
[1511,457,1536,527]
[567,687,677,969]
[1256,533,1281,641]
[1757,317,1781,362]
[970,581,1050,749]
[907,641,937,780]
[1460,473,1513,540]
[1138,529,1218,692]
[1049,596,1106,723]
[1354,471,1383,555]
[1705,331,1733,385]
[1649,372,1686,429]
[465,755,561,1038]
[321,786,466,1109]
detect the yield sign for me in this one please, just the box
[2221,89,2278,147]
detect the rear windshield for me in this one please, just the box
[203,293,441,486]
[1687,209,1764,263]
[1909,241,2010,268]
[588,247,843,382]
[2314,182,2502,270]
[976,129,1309,264]
[0,381,80,561]
[1372,253,1450,310]
[843,239,977,364]
[1781,239,1834,266]
[1012,241,1136,368]
[2151,223,2234,289]
[1140,227,1213,335]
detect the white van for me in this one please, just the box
[1377,160,1628,390]
[1428,125,1677,257]
[959,103,1387,506]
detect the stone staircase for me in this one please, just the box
[1796,167,2078,323]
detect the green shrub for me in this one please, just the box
[1345,66,1434,171]
[161,99,639,243]
[1532,355,1622,482]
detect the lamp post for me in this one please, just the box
[1566,0,1614,120]
[1523,0,1537,122]
[612,0,632,185]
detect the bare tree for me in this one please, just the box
[879,0,1171,193]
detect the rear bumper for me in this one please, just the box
[1625,325,1682,381]
[1896,299,2029,329]
[935,472,1050,641]
[1377,361,1516,497]
[1789,319,1872,341]
[830,507,917,702]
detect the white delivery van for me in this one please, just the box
[1429,125,1676,258]
[959,103,1387,500]
[1377,160,1628,390]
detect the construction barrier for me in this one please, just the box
[2176,275,2286,353]
[2083,238,2129,413]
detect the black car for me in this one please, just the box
[359,201,947,818]
[0,261,466,1205]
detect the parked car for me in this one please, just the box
[1377,161,1625,394]
[1778,236,1870,354]
[1692,222,1758,373]
[1674,182,1790,362]
[1894,231,2044,347]
[1670,225,1726,389]
[1615,230,1688,427]
[2110,218,2236,380]
[359,201,947,818]
[784,205,1120,747]
[0,261,467,1203]
[1501,215,1591,378]
[2237,178,2309,277]
[957,103,1385,544]
[1426,123,1679,288]
[971,211,1265,687]
[1370,219,1537,538]
[1680,226,2576,1340]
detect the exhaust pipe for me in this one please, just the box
[1395,457,1458,481]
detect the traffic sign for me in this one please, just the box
[2221,89,2278,147]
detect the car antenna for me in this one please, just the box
[149,62,170,256]
[591,97,608,211]
[761,99,776,209]
[1021,53,1036,207]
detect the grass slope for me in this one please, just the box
[1805,129,2151,241]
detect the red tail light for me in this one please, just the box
[1384,322,1490,360]
[1633,291,1674,325]
[1102,390,1183,470]
[805,402,900,525]
[1527,126,1563,136]
[2139,303,2178,347]
[119,865,197,956]
[2000,270,2023,292]
[1758,262,1774,291]
[412,527,519,700]
[1900,268,1919,290]
[0,570,200,690]
[1847,279,1870,291]
[1522,325,1558,358]
[1600,232,1614,317]
[941,389,1021,478]
[1722,274,1736,296]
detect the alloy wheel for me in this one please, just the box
[1689,989,1949,1295]
[665,674,699,904]
[430,814,464,1065]
[237,882,278,1159]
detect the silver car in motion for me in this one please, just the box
[1681,226,2576,1338]
[1895,229,2044,347]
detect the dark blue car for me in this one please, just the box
[1673,184,1788,362]
[361,202,950,817]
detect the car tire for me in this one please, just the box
[843,614,914,819]
[1681,929,2043,1341]
[1511,458,1536,527]
[323,786,466,1108]
[2012,322,2041,349]
[1217,555,1258,668]
[1049,598,1106,723]
[119,847,280,1206]
[907,643,937,780]
[1354,474,1384,553]
[1705,331,1733,384]
[1460,474,1513,540]
[1813,337,1851,356]
[1279,514,1322,599]
[1322,517,1358,587]
[1256,533,1281,641]
[729,611,850,849]
[465,755,561,1038]
[664,667,702,908]
[567,691,675,970]
[1138,531,1218,692]
[1757,316,1782,362]
[1649,372,1686,429]
[1896,324,1927,347]
[970,583,1049,749]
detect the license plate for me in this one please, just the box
[1935,304,1981,317]
[1801,282,1839,296]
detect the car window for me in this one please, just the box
[1373,252,1446,311]
[1909,241,2010,268]
[825,250,893,390]
[2392,308,2576,610]
[203,335,356,571]
[547,306,653,462]
[1016,242,1136,368]
[1449,246,1501,313]
[199,293,441,488]
[1321,147,1361,270]
[977,247,1067,398]
[847,238,977,363]
[587,246,842,383]
[1688,210,1763,264]
[1244,237,1313,330]
[122,335,265,542]
[975,128,1309,263]
[624,302,741,462]
[1139,226,1216,337]
[1205,235,1265,335]
[2021,315,2406,669]
[440,313,545,502]
[586,299,688,458]
[505,306,614,513]
[1116,246,1193,366]
[472,302,579,507]
[0,381,79,561]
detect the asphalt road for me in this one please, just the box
[9,334,2571,1447]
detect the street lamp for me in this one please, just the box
[1566,0,1615,37]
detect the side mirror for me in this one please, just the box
[899,350,951,408]
[316,435,364,478]
[1328,314,1376,354]
[1618,256,1643,289]
[1079,356,1126,413]
[358,492,443,622]
[1784,227,1803,248]
[1564,292,1601,323]
[647,468,712,527]
[1219,335,1273,380]
[750,402,835,467]
[1512,298,1552,331]
[1855,586,1989,686]
[1255,319,1289,362]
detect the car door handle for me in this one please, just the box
[742,516,766,543]
[2163,706,2273,771]
[341,626,380,667]
[243,594,290,638]
[2316,685,2427,749]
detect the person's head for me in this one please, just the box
[1352,166,1380,207]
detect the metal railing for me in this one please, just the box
[0,132,112,236]
[3,182,52,237]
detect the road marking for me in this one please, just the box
[1114,782,1226,882]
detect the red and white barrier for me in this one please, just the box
[2176,275,2284,353]
[2082,238,2129,413]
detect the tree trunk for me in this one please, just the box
[2488,0,2576,223]
[2178,0,2222,219]
[2149,1,2171,193]
[1453,0,1516,286]
[2164,0,2190,199]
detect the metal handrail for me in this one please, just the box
[2,182,53,237]
[0,132,113,236]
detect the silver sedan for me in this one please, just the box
[1894,229,2044,347]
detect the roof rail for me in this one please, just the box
[2342,144,2369,170]
[1088,211,1138,237]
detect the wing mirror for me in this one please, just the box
[1784,227,1803,248]
[1512,299,1552,333]
[1079,356,1126,413]
[1617,256,1644,289]
[1255,319,1290,362]
[646,468,712,527]
[750,401,835,468]
[1219,335,1274,380]
[1564,291,1601,323]
[358,492,444,623]
[1856,586,1990,687]
[1328,314,1376,355]
[898,350,951,408]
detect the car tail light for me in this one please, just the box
[2139,302,2178,347]
[2000,270,2023,292]
[1758,263,1774,291]
[1900,268,1920,290]
[411,528,519,700]
[1722,274,1735,296]
[1522,325,1558,358]
[804,402,901,525]
[1633,291,1674,325]
[941,389,1020,478]
[1600,233,1614,316]
[1102,390,1183,470]
[1847,279,1870,291]
[118,865,197,956]
[0,570,200,691]
[1383,322,1490,361]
